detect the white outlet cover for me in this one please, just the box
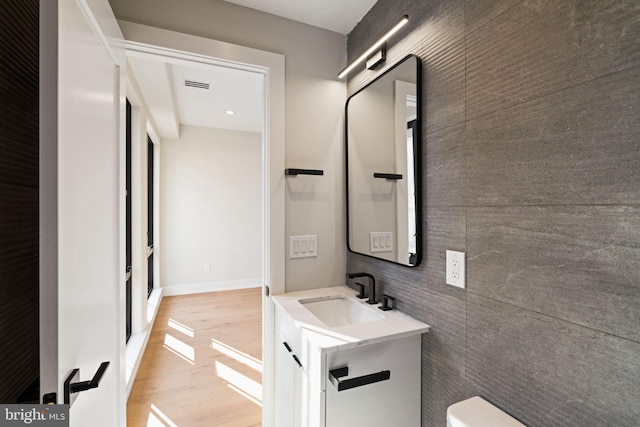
[446,250,465,288]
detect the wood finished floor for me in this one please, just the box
[127,288,262,427]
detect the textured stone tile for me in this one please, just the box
[466,0,640,119]
[426,124,466,207]
[466,294,640,426]
[466,66,640,206]
[422,317,467,427]
[421,207,466,291]
[384,279,467,427]
[347,1,640,426]
[467,205,640,342]
[421,38,466,132]
[465,0,523,33]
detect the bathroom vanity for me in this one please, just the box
[272,286,430,427]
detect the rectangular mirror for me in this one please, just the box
[346,55,422,267]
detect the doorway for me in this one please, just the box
[124,38,284,426]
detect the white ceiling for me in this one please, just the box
[222,0,377,34]
[128,1,374,140]
[129,56,264,139]
[171,63,264,133]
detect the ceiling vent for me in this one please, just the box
[184,80,210,90]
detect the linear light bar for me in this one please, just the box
[338,15,409,79]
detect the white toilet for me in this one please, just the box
[447,396,526,427]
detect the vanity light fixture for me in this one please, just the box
[337,15,409,79]
[365,48,386,70]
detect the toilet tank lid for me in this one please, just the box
[447,396,526,427]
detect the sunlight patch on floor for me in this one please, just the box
[147,404,179,427]
[168,318,195,338]
[163,333,195,364]
[214,360,262,406]
[211,338,262,373]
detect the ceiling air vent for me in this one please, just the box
[184,80,210,90]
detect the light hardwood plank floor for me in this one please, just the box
[127,288,262,427]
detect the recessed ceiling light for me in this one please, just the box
[225,110,235,115]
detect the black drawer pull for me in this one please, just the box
[283,342,292,352]
[329,366,390,391]
[292,355,303,368]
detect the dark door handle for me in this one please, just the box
[329,366,390,392]
[64,361,110,405]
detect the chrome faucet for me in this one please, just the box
[346,272,378,304]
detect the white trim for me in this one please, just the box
[125,40,268,75]
[76,0,120,65]
[162,279,262,296]
[125,288,163,399]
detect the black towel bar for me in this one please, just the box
[373,173,403,180]
[285,168,324,176]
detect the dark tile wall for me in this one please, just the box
[346,0,640,425]
[0,0,40,403]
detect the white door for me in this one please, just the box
[40,1,126,425]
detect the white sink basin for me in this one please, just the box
[273,286,431,353]
[299,295,384,327]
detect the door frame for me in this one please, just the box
[123,24,285,426]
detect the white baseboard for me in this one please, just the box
[161,278,262,296]
[125,287,164,400]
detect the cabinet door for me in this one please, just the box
[325,335,421,427]
[274,329,299,427]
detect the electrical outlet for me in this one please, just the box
[446,250,465,288]
[451,258,459,279]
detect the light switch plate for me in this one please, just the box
[370,232,393,253]
[446,250,465,288]
[290,235,318,259]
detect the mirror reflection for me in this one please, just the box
[346,55,422,267]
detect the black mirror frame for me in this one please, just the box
[345,54,423,267]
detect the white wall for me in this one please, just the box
[160,125,262,293]
[109,0,347,292]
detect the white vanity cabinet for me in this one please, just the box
[324,335,421,426]
[273,288,427,427]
